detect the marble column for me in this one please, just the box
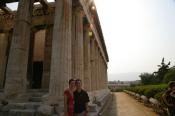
[0,33,8,89]
[4,0,34,96]
[102,59,107,89]
[94,43,98,90]
[103,61,106,89]
[101,60,103,89]
[104,63,108,89]
[97,49,100,90]
[99,52,102,89]
[42,25,53,89]
[100,57,103,89]
[90,39,96,91]
[49,0,72,97]
[72,7,84,83]
[83,24,91,91]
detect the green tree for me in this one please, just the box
[163,68,175,83]
[154,58,170,83]
[139,73,155,85]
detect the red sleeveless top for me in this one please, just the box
[64,89,74,116]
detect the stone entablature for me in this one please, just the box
[0,1,108,63]
[0,3,55,31]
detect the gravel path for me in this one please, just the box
[103,92,158,116]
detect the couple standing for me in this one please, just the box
[64,79,90,116]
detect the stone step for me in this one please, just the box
[1,102,41,112]
[9,109,36,116]
[23,102,41,109]
[88,104,97,112]
[0,92,5,101]
[12,92,47,103]
[29,97,42,102]
[17,92,47,98]
[27,89,49,93]
[0,112,8,116]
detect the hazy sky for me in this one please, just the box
[94,0,175,81]
[7,0,175,81]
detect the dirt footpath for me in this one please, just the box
[103,92,158,116]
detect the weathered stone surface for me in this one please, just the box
[149,98,160,105]
[54,104,64,114]
[88,104,97,112]
[1,103,30,112]
[37,105,54,115]
[0,33,8,89]
[42,25,53,89]
[9,109,35,116]
[72,7,84,82]
[0,103,3,111]
[49,0,72,97]
[24,102,41,109]
[90,39,96,91]
[4,0,34,96]
[29,97,42,102]
[83,24,91,91]
[1,100,8,106]
[141,95,148,101]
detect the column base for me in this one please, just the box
[87,89,111,116]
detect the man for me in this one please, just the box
[162,81,175,116]
[74,79,90,116]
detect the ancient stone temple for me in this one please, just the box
[0,0,109,115]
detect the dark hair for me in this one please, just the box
[168,81,175,88]
[76,79,82,83]
[69,79,75,85]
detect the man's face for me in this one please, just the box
[76,80,82,89]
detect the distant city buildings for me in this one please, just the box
[108,80,141,90]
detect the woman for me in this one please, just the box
[64,79,76,116]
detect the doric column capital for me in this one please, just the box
[72,3,85,17]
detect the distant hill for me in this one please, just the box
[108,72,140,81]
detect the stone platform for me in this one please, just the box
[0,89,111,116]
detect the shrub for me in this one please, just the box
[154,92,164,102]
[126,84,168,99]
[163,68,175,83]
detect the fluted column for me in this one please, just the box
[42,25,53,89]
[104,63,108,89]
[94,43,98,90]
[0,33,9,88]
[100,56,103,89]
[102,59,108,89]
[83,24,91,91]
[103,60,105,89]
[98,53,102,90]
[49,0,72,97]
[4,0,34,96]
[90,39,96,91]
[97,48,100,90]
[72,7,84,83]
